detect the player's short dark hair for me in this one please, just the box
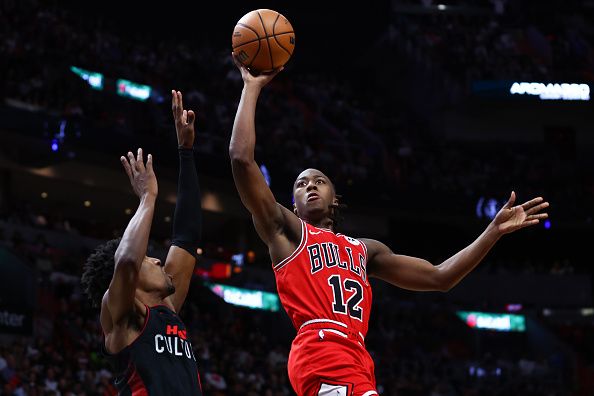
[81,238,121,308]
[329,193,347,231]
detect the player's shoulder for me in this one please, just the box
[101,293,148,333]
[356,238,390,258]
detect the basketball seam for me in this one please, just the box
[256,10,275,70]
[236,22,260,39]
[273,35,292,56]
[232,31,294,49]
[272,13,293,57]
[235,23,261,68]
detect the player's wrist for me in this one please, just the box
[140,191,158,202]
[243,82,263,93]
[486,221,504,240]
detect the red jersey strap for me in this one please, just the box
[273,219,308,271]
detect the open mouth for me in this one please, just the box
[307,194,320,202]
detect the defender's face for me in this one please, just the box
[138,256,175,296]
[293,168,336,220]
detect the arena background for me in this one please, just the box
[1,0,593,394]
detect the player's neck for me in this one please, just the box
[309,217,334,231]
[136,290,168,308]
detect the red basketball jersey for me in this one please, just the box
[274,219,372,340]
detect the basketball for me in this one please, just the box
[232,9,295,73]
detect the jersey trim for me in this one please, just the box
[300,318,348,330]
[273,219,307,271]
[322,328,348,338]
[127,365,148,395]
[359,239,370,276]
[360,239,368,262]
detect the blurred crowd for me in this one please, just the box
[388,0,594,85]
[1,0,592,223]
[0,213,591,395]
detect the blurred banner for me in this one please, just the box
[472,80,590,101]
[0,248,35,335]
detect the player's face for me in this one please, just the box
[138,256,175,297]
[293,168,337,221]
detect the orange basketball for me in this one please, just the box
[232,9,295,73]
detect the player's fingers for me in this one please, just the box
[525,201,549,215]
[187,110,196,125]
[136,148,145,171]
[146,154,153,172]
[178,91,184,112]
[120,156,133,180]
[173,91,182,121]
[127,151,137,173]
[521,197,543,210]
[527,213,548,221]
[521,219,540,228]
[503,191,516,209]
[231,52,242,68]
[182,109,187,125]
[172,90,180,118]
[273,66,285,75]
[232,53,249,73]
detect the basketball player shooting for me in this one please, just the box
[229,56,549,396]
[81,91,203,395]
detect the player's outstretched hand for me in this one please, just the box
[493,191,549,235]
[232,53,283,89]
[172,90,195,149]
[120,148,158,199]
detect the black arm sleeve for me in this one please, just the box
[171,148,202,256]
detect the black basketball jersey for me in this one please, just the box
[105,304,202,395]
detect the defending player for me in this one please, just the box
[81,91,203,395]
[228,57,549,396]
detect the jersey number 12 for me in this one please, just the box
[328,274,363,321]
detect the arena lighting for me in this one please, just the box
[231,253,245,266]
[456,311,526,332]
[206,283,280,312]
[70,66,104,90]
[544,307,594,317]
[116,79,152,101]
[260,164,271,186]
[505,304,523,312]
[581,308,594,316]
[509,82,590,101]
[475,197,505,220]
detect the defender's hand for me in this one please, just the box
[120,148,158,199]
[172,90,195,149]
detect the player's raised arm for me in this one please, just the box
[364,192,549,291]
[228,55,300,245]
[104,149,157,325]
[163,90,202,313]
